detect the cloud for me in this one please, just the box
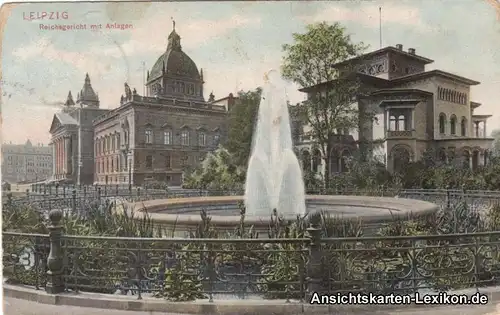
[96,13,262,58]
[12,37,113,76]
[299,3,430,32]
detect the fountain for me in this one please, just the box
[244,70,306,217]
[132,71,439,237]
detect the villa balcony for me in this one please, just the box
[386,130,415,139]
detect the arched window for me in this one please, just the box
[198,132,206,146]
[145,129,153,144]
[450,115,457,135]
[392,146,411,173]
[340,149,351,173]
[460,117,467,136]
[163,129,172,145]
[438,149,447,163]
[181,130,190,146]
[462,150,471,169]
[439,113,446,134]
[312,149,321,173]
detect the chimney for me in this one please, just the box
[408,48,416,55]
[396,44,403,50]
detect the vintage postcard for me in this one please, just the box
[2,0,500,313]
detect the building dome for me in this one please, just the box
[148,26,201,81]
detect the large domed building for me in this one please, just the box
[50,23,234,186]
[146,24,205,102]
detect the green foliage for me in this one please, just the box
[281,22,368,186]
[182,146,245,190]
[226,88,262,168]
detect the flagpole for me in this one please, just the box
[379,7,382,48]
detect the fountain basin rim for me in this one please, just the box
[129,195,438,227]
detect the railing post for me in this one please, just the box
[306,224,322,300]
[98,187,101,202]
[137,187,141,200]
[26,189,30,200]
[71,189,76,214]
[104,185,107,197]
[446,185,451,209]
[55,184,59,197]
[115,184,119,196]
[83,186,87,199]
[63,186,66,198]
[46,209,64,294]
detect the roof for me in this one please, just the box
[471,101,482,108]
[55,112,78,125]
[298,73,389,92]
[300,70,479,93]
[332,45,434,68]
[472,114,493,119]
[148,29,200,82]
[49,112,78,134]
[370,88,433,97]
[390,70,480,86]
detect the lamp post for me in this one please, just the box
[125,142,132,192]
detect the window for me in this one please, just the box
[146,155,153,169]
[461,118,467,136]
[198,132,206,146]
[214,133,220,146]
[165,155,171,169]
[181,155,188,166]
[181,130,190,146]
[145,130,153,144]
[450,115,457,135]
[439,114,446,134]
[163,130,172,145]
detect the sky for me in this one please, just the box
[1,0,500,145]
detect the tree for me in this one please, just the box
[226,88,262,167]
[182,147,245,190]
[281,22,368,187]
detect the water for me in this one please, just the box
[244,70,306,217]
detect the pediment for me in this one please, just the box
[49,115,62,134]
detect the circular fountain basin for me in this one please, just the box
[129,195,438,236]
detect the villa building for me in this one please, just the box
[296,44,494,175]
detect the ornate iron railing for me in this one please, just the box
[4,212,500,301]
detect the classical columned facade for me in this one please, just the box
[51,134,73,180]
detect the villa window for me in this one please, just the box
[181,130,190,146]
[439,114,446,134]
[461,118,467,136]
[214,133,220,146]
[164,130,172,145]
[198,132,206,146]
[450,115,457,135]
[145,130,153,144]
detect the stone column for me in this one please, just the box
[475,122,479,138]
[51,141,56,178]
[383,109,388,135]
[55,139,59,176]
[64,136,70,175]
[484,121,487,138]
